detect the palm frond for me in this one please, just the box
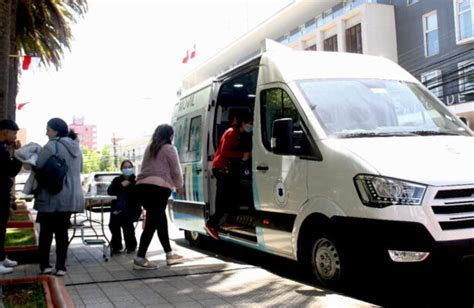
[15,0,88,69]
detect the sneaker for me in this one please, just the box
[125,248,136,254]
[166,253,184,266]
[133,258,157,270]
[203,225,220,240]
[41,267,53,275]
[55,270,66,276]
[0,264,13,275]
[3,257,18,267]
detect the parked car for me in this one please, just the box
[82,172,121,207]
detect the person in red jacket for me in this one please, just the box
[204,111,253,240]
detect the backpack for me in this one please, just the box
[36,140,68,195]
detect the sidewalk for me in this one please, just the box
[4,215,376,307]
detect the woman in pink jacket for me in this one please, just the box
[133,124,184,270]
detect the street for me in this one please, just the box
[172,229,474,307]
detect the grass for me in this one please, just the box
[2,282,47,308]
[5,228,36,247]
[8,214,29,222]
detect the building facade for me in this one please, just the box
[394,0,473,127]
[182,0,473,128]
[69,116,97,150]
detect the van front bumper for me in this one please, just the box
[331,216,474,263]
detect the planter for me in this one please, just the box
[4,227,38,253]
[7,211,34,228]
[0,276,73,308]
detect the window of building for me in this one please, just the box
[421,70,443,98]
[324,35,338,52]
[458,60,474,94]
[454,0,473,43]
[345,24,362,54]
[423,11,440,57]
[305,44,317,51]
[407,0,419,6]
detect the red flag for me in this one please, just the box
[17,102,30,110]
[190,45,196,59]
[182,50,189,64]
[22,55,32,70]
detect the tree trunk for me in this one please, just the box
[8,0,18,120]
[0,0,12,119]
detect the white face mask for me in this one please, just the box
[122,168,134,177]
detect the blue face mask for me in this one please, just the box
[122,168,134,177]
[244,124,253,133]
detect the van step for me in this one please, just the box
[69,223,84,228]
[84,239,106,245]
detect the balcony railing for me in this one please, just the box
[303,0,392,36]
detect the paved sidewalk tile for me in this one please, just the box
[6,212,374,307]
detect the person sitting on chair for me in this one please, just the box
[107,160,138,254]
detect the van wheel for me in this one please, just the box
[310,233,345,289]
[184,230,203,246]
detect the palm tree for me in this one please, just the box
[0,0,13,119]
[0,0,88,119]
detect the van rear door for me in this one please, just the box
[170,85,212,232]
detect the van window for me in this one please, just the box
[188,116,202,160]
[174,115,202,163]
[174,117,189,162]
[298,79,470,137]
[261,88,301,151]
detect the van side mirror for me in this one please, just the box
[271,118,293,154]
[271,118,304,155]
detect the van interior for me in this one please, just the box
[211,65,259,241]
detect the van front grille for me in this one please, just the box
[431,186,474,231]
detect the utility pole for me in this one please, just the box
[112,133,118,170]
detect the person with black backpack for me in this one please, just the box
[34,118,84,276]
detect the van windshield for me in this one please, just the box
[297,79,470,138]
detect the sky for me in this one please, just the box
[15,0,293,148]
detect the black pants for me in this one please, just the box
[38,212,72,271]
[208,168,240,228]
[0,201,9,261]
[109,212,137,251]
[134,184,172,258]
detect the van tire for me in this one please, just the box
[310,232,346,289]
[184,230,203,246]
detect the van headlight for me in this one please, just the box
[354,175,426,208]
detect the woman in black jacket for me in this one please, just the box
[107,160,138,254]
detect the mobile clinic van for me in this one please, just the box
[170,40,474,287]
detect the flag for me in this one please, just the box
[190,45,196,59]
[17,102,30,110]
[182,50,189,64]
[22,55,32,70]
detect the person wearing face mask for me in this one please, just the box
[107,160,138,254]
[204,111,253,240]
[0,120,22,275]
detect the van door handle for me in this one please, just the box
[256,165,269,171]
[194,168,202,174]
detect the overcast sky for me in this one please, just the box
[16,0,292,148]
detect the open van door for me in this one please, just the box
[170,84,212,234]
[253,83,309,257]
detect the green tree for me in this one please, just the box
[1,0,88,119]
[82,146,100,174]
[99,145,114,171]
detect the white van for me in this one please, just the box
[170,41,473,287]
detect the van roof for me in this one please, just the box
[260,50,419,85]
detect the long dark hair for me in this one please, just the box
[148,124,174,158]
